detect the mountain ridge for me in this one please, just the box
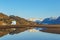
[0,13,38,25]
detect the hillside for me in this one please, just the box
[0,13,12,25]
[0,13,38,25]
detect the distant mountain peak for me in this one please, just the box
[50,16,58,20]
[28,18,44,21]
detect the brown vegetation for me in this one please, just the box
[0,13,38,25]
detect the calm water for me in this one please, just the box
[0,27,60,40]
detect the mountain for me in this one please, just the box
[0,13,38,25]
[34,20,41,24]
[33,16,60,24]
[55,16,60,24]
[41,17,60,24]
[28,18,43,24]
[0,13,12,25]
[41,18,56,24]
[0,13,60,25]
[9,15,38,25]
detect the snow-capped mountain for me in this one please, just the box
[27,18,44,24]
[41,16,60,24]
[27,16,60,24]
[28,18,44,21]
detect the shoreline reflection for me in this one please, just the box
[0,27,60,37]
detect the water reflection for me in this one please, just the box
[40,27,60,34]
[0,27,34,37]
[0,27,60,37]
[28,27,60,34]
[0,28,27,37]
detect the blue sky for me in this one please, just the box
[0,0,60,18]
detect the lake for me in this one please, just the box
[0,27,60,40]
